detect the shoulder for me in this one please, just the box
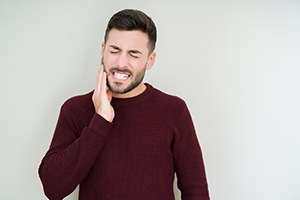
[148,85,194,128]
[149,84,189,114]
[151,85,187,107]
[61,90,94,114]
[55,91,94,135]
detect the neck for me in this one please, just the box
[112,83,147,99]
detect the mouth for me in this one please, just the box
[111,69,131,81]
[113,71,130,80]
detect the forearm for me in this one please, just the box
[39,113,111,200]
[175,142,210,200]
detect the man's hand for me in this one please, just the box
[92,66,115,122]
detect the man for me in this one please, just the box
[39,9,210,200]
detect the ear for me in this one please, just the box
[101,42,105,57]
[146,51,156,70]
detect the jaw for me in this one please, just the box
[107,72,146,98]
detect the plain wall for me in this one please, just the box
[1,0,299,199]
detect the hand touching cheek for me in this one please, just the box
[92,66,115,122]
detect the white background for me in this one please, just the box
[1,0,299,199]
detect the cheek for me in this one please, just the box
[133,56,148,66]
[138,58,149,69]
[103,53,114,66]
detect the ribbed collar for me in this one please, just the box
[111,83,154,106]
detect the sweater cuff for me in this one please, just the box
[88,113,112,137]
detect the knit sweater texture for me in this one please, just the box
[39,84,209,200]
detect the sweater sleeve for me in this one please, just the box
[38,102,112,200]
[172,102,210,200]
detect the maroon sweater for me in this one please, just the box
[39,84,209,200]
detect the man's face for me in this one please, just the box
[102,29,156,97]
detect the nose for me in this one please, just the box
[116,52,129,69]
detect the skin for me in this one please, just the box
[92,29,156,122]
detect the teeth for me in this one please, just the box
[114,72,129,80]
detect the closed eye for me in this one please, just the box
[129,53,139,58]
[109,45,121,54]
[129,50,142,58]
[108,45,142,58]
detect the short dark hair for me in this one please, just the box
[104,9,157,53]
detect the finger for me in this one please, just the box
[97,66,104,90]
[100,68,108,97]
[93,66,103,100]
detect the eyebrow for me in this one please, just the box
[109,45,143,55]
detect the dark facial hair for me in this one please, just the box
[101,57,147,94]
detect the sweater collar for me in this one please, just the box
[111,83,154,106]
